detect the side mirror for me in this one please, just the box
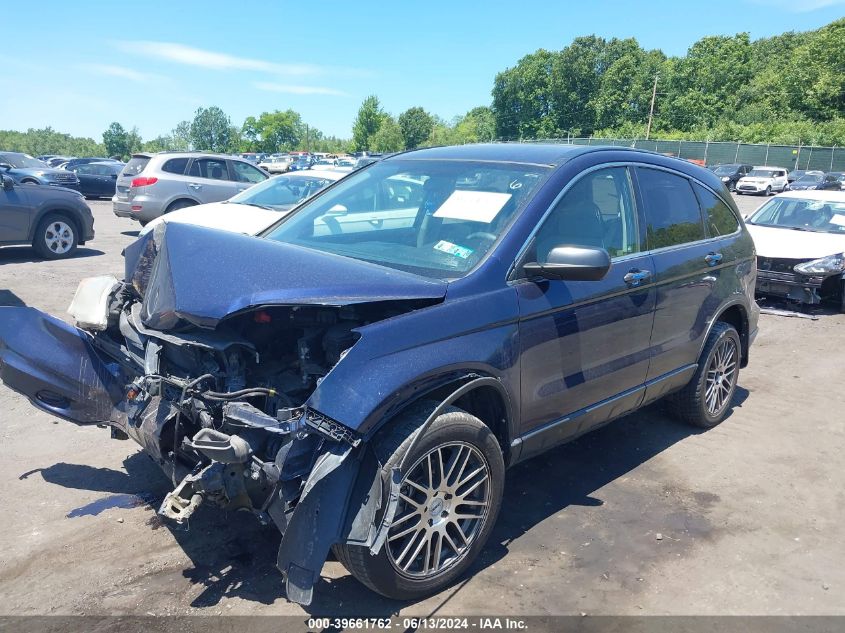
[110,173,118,179]
[0,163,12,171]
[524,245,611,281]
[2,175,14,191]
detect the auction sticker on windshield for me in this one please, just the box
[433,190,512,223]
[434,240,474,259]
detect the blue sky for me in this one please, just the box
[1,0,843,142]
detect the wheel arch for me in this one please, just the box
[707,301,750,368]
[28,207,82,243]
[367,371,515,466]
[164,197,200,213]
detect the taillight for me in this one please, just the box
[130,176,158,187]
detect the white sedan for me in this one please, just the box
[746,190,845,310]
[139,170,344,237]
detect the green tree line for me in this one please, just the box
[491,18,845,145]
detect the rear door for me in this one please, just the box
[634,166,724,388]
[186,157,237,203]
[516,165,656,458]
[73,164,95,195]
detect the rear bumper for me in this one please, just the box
[112,196,133,217]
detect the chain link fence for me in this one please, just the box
[523,137,845,171]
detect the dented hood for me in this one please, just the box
[124,222,447,330]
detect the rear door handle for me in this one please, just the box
[188,183,202,190]
[623,268,651,286]
[705,252,723,266]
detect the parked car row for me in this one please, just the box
[711,163,845,195]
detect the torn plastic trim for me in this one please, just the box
[275,441,361,606]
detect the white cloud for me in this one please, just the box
[253,81,347,96]
[748,0,845,11]
[113,41,370,78]
[77,63,161,83]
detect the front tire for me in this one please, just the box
[668,322,740,428]
[334,404,505,601]
[33,214,78,259]
[765,185,772,196]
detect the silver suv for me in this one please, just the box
[113,152,269,225]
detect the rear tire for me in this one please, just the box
[668,322,740,429]
[33,213,78,259]
[334,404,505,601]
[165,199,196,214]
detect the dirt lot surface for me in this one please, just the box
[0,195,843,617]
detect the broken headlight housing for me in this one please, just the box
[793,253,845,275]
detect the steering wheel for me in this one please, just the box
[465,232,497,243]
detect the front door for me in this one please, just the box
[516,166,655,459]
[0,181,32,243]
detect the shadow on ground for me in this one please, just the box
[0,290,26,307]
[0,247,104,263]
[28,391,749,616]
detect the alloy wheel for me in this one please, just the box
[704,337,737,416]
[386,441,491,578]
[44,221,74,255]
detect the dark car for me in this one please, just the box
[785,171,841,191]
[70,161,123,198]
[0,144,758,604]
[0,151,80,190]
[0,173,94,258]
[710,163,753,191]
[829,171,845,190]
[288,157,314,171]
[60,157,121,171]
[787,169,815,183]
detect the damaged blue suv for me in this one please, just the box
[0,144,758,604]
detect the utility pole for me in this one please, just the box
[305,124,310,153]
[645,72,659,141]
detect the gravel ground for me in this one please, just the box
[0,195,843,617]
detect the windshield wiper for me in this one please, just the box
[231,201,275,211]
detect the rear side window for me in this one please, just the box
[122,156,149,177]
[161,157,190,174]
[637,168,705,249]
[694,184,739,236]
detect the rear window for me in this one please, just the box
[122,156,150,177]
[162,157,190,175]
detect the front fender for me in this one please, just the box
[305,285,521,439]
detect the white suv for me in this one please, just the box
[113,152,269,225]
[736,166,788,196]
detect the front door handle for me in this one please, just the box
[623,268,651,286]
[188,183,202,191]
[705,252,723,266]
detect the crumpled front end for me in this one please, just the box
[0,223,446,605]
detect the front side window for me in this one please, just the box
[231,160,266,183]
[693,183,739,236]
[74,164,93,175]
[637,168,706,249]
[264,159,549,279]
[533,166,641,262]
[189,158,228,180]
